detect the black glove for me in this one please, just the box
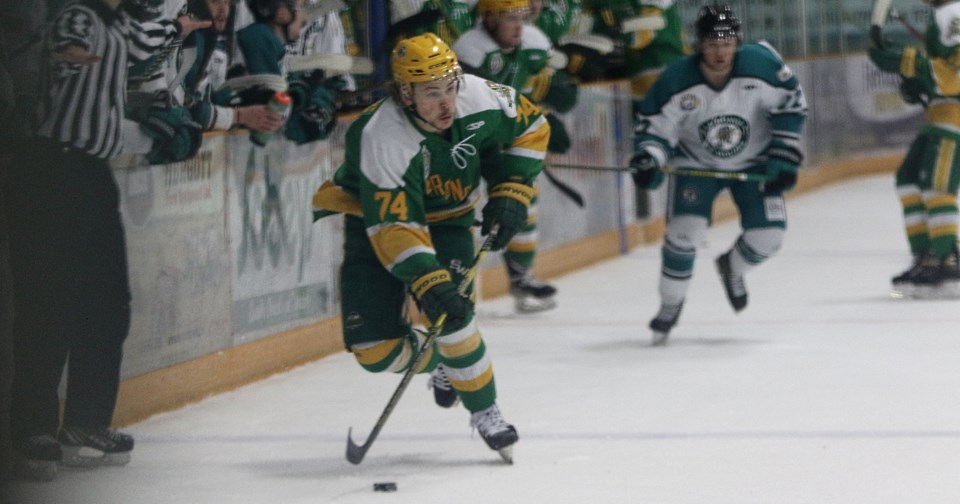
[899,77,929,106]
[411,268,472,332]
[559,42,613,82]
[630,150,664,189]
[285,81,337,144]
[762,158,799,193]
[867,45,904,74]
[481,182,533,251]
[138,106,203,165]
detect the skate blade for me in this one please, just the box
[913,282,960,300]
[514,297,557,314]
[496,445,514,464]
[890,284,914,299]
[650,330,670,346]
[61,446,132,467]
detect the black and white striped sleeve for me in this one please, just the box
[124,16,181,65]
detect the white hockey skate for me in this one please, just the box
[470,404,518,464]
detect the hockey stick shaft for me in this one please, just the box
[870,0,894,47]
[345,226,499,465]
[889,9,926,44]
[662,167,769,182]
[545,162,769,181]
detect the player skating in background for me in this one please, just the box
[312,33,551,460]
[631,4,807,345]
[454,0,578,312]
[868,0,960,299]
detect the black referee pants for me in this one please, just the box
[7,137,131,442]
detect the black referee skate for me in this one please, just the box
[58,426,134,467]
[470,404,518,464]
[13,434,61,481]
[649,302,684,346]
[507,260,557,313]
[428,364,459,408]
[716,252,747,312]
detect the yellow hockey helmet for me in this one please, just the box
[477,0,529,18]
[391,33,463,100]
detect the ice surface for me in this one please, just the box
[5,175,959,504]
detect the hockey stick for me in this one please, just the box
[870,0,894,48]
[302,0,346,24]
[542,168,585,207]
[345,226,499,465]
[662,167,769,182]
[621,15,666,33]
[557,33,615,54]
[285,54,375,75]
[545,162,770,181]
[890,9,926,44]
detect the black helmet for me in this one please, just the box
[696,4,742,44]
[246,0,297,23]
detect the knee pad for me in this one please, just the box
[665,215,708,250]
[350,330,439,374]
[739,228,785,262]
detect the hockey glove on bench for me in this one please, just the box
[481,182,534,251]
[411,268,472,332]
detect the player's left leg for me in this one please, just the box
[648,174,719,345]
[433,225,518,455]
[913,136,960,298]
[718,181,788,312]
[891,134,933,297]
[504,189,557,313]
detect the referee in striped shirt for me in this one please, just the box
[6,0,208,480]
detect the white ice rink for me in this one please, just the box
[5,174,960,504]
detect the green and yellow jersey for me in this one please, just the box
[313,74,550,285]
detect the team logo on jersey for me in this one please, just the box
[679,185,701,206]
[489,53,504,74]
[680,94,700,111]
[950,18,960,39]
[699,116,750,158]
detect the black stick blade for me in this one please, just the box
[346,427,369,465]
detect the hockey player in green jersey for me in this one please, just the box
[453,0,578,312]
[389,0,477,47]
[312,33,551,458]
[631,4,807,345]
[867,0,960,299]
[580,0,685,96]
[529,0,581,45]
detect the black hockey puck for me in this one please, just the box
[373,482,397,492]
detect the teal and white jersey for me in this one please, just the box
[452,25,552,93]
[313,74,550,283]
[635,42,807,173]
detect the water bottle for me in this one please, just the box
[250,91,292,147]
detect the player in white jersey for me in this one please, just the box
[631,4,807,345]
